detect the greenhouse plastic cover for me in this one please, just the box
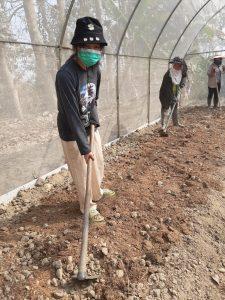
[0,0,225,197]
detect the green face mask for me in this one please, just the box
[78,48,102,67]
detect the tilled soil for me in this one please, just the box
[0,106,225,300]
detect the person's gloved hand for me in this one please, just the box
[180,82,185,88]
[171,96,178,105]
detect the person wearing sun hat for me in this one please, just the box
[159,56,188,134]
[207,55,225,108]
[55,17,115,223]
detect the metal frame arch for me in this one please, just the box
[59,0,76,47]
[116,0,142,56]
[148,0,183,60]
[169,0,211,60]
[58,0,75,67]
[147,0,183,124]
[187,49,225,56]
[184,4,225,59]
[115,0,142,137]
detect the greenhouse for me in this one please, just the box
[1,1,225,299]
[1,0,225,199]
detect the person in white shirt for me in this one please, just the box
[207,56,225,108]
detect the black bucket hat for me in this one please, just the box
[71,16,107,47]
[169,56,183,64]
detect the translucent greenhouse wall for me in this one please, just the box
[184,5,225,107]
[0,0,225,197]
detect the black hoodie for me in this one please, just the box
[55,56,101,155]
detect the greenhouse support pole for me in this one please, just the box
[58,0,75,68]
[183,5,225,60]
[115,0,142,138]
[169,0,211,60]
[148,0,182,124]
[187,49,225,56]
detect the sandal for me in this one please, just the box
[89,205,105,223]
[101,188,116,198]
[159,129,168,137]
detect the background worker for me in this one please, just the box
[159,56,188,135]
[207,55,225,108]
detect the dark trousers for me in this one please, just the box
[161,103,178,128]
[207,82,221,107]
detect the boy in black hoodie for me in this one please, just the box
[55,17,115,222]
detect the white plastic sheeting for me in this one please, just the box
[0,0,225,196]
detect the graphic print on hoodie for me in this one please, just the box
[79,82,97,127]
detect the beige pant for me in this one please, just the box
[61,130,104,213]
